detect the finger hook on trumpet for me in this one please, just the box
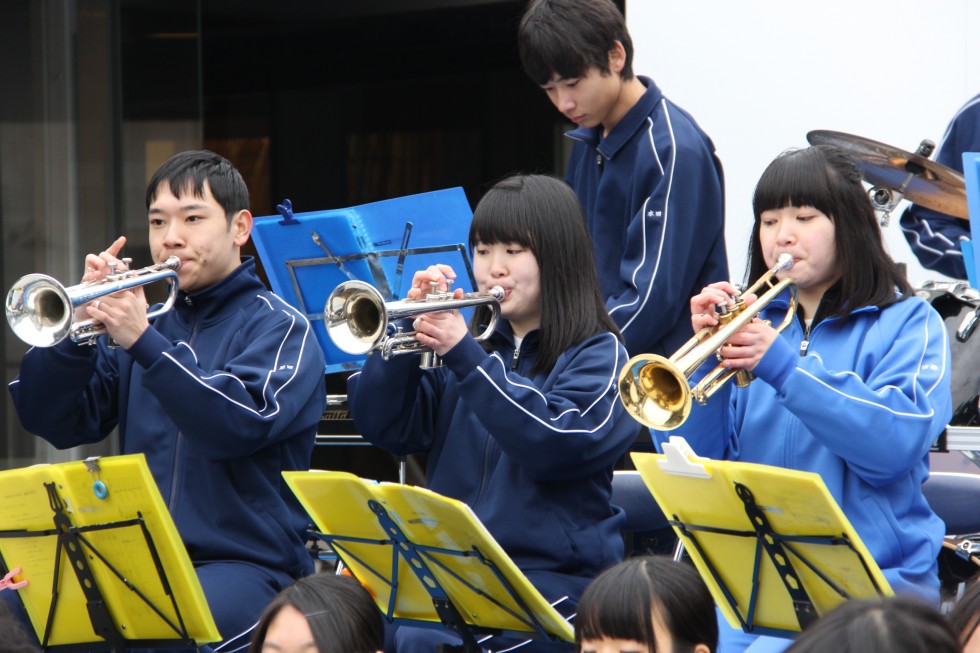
[5,256,181,348]
[618,253,797,430]
[325,280,505,368]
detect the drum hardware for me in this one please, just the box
[917,282,980,428]
[916,280,980,343]
[806,130,969,226]
[939,535,980,609]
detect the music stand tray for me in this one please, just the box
[283,471,574,650]
[631,438,892,638]
[251,187,477,374]
[0,454,219,651]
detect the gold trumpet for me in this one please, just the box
[5,256,181,348]
[618,253,798,430]
[325,280,505,369]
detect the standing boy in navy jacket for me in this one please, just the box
[8,150,326,651]
[518,0,728,359]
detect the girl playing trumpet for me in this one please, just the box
[348,174,638,652]
[663,144,952,652]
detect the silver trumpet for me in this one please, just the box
[325,280,505,368]
[5,256,181,347]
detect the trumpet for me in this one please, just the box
[325,280,505,368]
[5,256,181,348]
[618,253,798,430]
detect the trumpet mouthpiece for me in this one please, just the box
[775,253,794,271]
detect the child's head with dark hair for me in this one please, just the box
[146,149,249,222]
[576,556,717,653]
[248,573,383,653]
[518,0,634,86]
[785,596,959,653]
[469,173,620,374]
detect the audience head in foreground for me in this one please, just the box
[575,556,717,653]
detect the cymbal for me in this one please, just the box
[806,129,969,220]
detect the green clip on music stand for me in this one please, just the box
[0,454,219,652]
[283,470,575,652]
[632,437,892,638]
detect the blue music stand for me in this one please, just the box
[964,152,980,290]
[251,188,476,373]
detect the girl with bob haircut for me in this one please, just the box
[248,572,383,653]
[349,173,638,652]
[658,144,951,652]
[576,556,717,653]
[783,596,959,653]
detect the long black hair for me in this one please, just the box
[747,144,911,319]
[575,556,717,653]
[469,174,621,374]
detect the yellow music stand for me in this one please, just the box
[283,470,575,652]
[0,454,219,651]
[632,438,892,638]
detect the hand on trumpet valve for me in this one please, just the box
[714,318,779,371]
[409,264,460,300]
[84,285,152,350]
[82,236,128,283]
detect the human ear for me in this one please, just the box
[231,209,253,246]
[693,643,711,653]
[608,40,627,74]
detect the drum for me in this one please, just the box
[939,534,980,610]
[917,281,980,426]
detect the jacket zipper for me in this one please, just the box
[511,344,520,369]
[169,302,198,511]
[800,322,811,356]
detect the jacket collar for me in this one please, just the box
[563,75,663,160]
[173,257,264,322]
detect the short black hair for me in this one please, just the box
[747,144,912,319]
[468,173,621,374]
[518,0,634,86]
[145,149,249,222]
[785,596,959,653]
[248,573,384,653]
[575,556,717,653]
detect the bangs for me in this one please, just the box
[518,2,613,86]
[576,594,654,644]
[575,566,656,646]
[521,35,594,86]
[469,188,535,250]
[753,147,838,218]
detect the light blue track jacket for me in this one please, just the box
[653,290,952,600]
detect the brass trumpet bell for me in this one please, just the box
[618,254,798,430]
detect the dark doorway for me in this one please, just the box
[121,0,562,217]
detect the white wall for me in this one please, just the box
[628,0,980,287]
